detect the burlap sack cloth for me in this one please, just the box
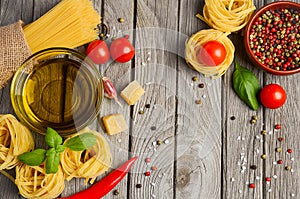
[0,21,32,89]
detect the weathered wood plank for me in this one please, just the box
[0,1,34,198]
[178,0,222,198]
[221,0,265,197]
[263,2,300,198]
[95,0,134,199]
[129,0,179,198]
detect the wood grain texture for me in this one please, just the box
[0,0,300,199]
[178,0,221,198]
[130,0,179,198]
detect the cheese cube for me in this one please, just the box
[102,114,128,135]
[120,80,145,105]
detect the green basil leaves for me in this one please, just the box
[64,133,96,151]
[18,149,46,166]
[45,127,63,148]
[18,127,96,174]
[233,59,260,110]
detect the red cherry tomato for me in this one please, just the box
[110,38,135,63]
[197,40,227,66]
[86,40,110,64]
[260,83,287,109]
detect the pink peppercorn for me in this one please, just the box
[151,166,157,171]
[275,124,281,130]
[265,177,271,182]
[145,171,151,176]
[145,158,151,163]
[287,149,293,154]
[249,183,255,189]
[277,160,283,164]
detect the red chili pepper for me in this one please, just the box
[59,157,138,199]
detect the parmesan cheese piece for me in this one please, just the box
[120,80,145,105]
[102,114,128,135]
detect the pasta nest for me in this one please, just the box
[197,0,256,32]
[60,128,112,184]
[15,164,65,199]
[185,29,235,78]
[0,114,34,170]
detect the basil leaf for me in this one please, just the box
[55,145,65,153]
[18,149,46,166]
[46,148,56,156]
[233,59,260,110]
[45,127,62,148]
[64,133,96,151]
[45,151,60,174]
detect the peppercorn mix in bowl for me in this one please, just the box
[244,1,300,75]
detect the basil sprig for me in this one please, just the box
[18,127,96,174]
[233,59,260,110]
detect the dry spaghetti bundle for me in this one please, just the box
[24,0,101,53]
[0,114,34,170]
[61,128,112,184]
[0,0,100,89]
[185,29,235,78]
[15,164,65,199]
[197,0,256,32]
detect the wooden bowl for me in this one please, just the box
[244,1,300,75]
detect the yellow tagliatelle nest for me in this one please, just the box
[60,128,112,184]
[185,29,235,78]
[0,114,34,170]
[197,0,256,32]
[15,164,65,199]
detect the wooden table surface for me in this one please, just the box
[1,0,300,198]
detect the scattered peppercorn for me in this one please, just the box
[249,183,255,189]
[275,124,281,130]
[287,149,293,154]
[230,116,236,120]
[123,34,130,39]
[261,154,267,160]
[278,137,284,142]
[277,160,283,164]
[275,147,282,153]
[138,110,144,114]
[252,115,258,120]
[195,99,202,104]
[145,157,151,163]
[145,171,151,176]
[285,166,291,171]
[150,126,156,131]
[136,184,142,188]
[118,18,125,23]
[261,130,267,135]
[192,76,198,81]
[157,140,162,145]
[250,119,257,124]
[99,33,105,38]
[198,83,205,88]
[151,166,158,171]
[250,165,257,170]
[265,177,271,182]
[145,104,151,108]
[113,189,120,195]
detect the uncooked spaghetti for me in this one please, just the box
[185,29,235,78]
[197,0,256,32]
[15,163,65,199]
[60,128,112,184]
[0,114,34,170]
[23,0,101,54]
